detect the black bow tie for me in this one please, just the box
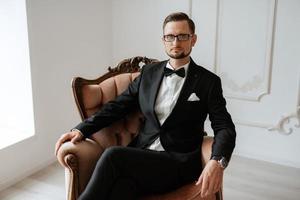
[164,67,185,78]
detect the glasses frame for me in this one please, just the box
[163,34,193,42]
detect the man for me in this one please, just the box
[55,12,236,200]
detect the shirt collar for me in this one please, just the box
[166,61,190,73]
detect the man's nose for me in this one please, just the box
[172,37,180,44]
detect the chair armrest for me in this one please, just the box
[201,136,214,166]
[57,139,104,198]
[56,139,104,168]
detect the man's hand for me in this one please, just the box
[195,160,224,198]
[54,130,84,156]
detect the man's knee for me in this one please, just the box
[100,146,125,164]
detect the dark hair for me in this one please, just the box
[163,12,195,34]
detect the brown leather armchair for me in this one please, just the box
[56,56,223,200]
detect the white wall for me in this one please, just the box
[111,0,191,63]
[111,0,300,168]
[0,0,112,191]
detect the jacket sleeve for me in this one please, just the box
[207,77,236,161]
[73,73,142,138]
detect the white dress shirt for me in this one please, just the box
[147,61,189,151]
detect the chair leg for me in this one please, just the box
[65,154,79,200]
[215,190,223,200]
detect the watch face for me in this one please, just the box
[219,157,228,168]
[211,156,228,168]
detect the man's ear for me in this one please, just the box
[191,34,197,47]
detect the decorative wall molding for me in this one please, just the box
[221,72,267,101]
[191,0,299,135]
[268,75,300,134]
[213,0,221,73]
[233,119,272,129]
[214,0,277,101]
[188,0,193,17]
[235,74,300,134]
[268,106,300,135]
[231,106,300,135]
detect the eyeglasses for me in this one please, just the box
[163,34,193,42]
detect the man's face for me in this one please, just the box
[162,20,197,59]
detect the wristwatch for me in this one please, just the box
[211,156,228,169]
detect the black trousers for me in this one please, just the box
[78,146,202,200]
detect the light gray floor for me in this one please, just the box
[0,162,65,200]
[0,155,299,200]
[224,156,300,200]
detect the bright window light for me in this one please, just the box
[0,0,35,149]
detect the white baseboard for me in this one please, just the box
[0,157,57,192]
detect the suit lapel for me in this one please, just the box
[148,61,166,127]
[176,59,202,104]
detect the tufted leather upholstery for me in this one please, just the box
[56,57,223,200]
[82,72,142,148]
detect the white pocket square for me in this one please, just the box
[188,93,200,101]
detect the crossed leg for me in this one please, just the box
[78,146,195,200]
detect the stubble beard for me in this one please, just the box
[167,48,192,59]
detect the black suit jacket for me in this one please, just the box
[75,58,236,163]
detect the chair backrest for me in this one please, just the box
[72,56,158,148]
